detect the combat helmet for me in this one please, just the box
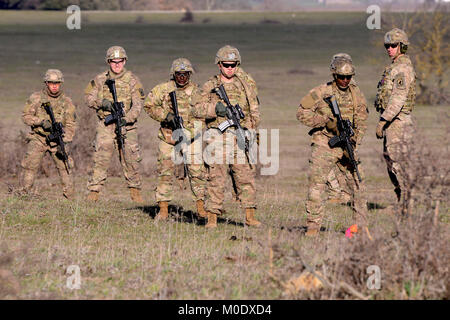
[43,69,64,83]
[170,58,194,78]
[215,45,241,65]
[330,53,355,76]
[105,46,128,63]
[384,28,409,45]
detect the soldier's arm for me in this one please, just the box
[296,89,329,128]
[381,65,414,122]
[353,89,368,146]
[22,93,42,127]
[191,81,218,119]
[143,85,170,122]
[63,97,77,143]
[84,77,102,110]
[124,75,145,124]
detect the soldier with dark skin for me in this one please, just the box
[193,45,261,229]
[143,58,207,221]
[20,69,77,199]
[297,54,369,237]
[375,28,416,215]
[85,46,146,203]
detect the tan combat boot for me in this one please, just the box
[205,211,217,229]
[196,200,208,218]
[155,201,169,221]
[130,188,144,204]
[245,208,261,227]
[87,191,99,202]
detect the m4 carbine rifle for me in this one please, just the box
[325,95,362,182]
[42,102,70,174]
[169,90,189,178]
[104,79,126,161]
[214,84,252,167]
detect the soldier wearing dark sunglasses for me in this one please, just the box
[375,28,416,216]
[297,53,369,237]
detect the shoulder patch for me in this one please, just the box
[394,72,406,90]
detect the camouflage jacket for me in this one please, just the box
[22,88,77,142]
[84,68,145,129]
[374,54,416,122]
[193,67,260,130]
[144,80,204,144]
[297,80,368,146]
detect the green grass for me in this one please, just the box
[0,11,448,300]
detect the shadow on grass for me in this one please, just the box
[134,204,245,227]
[368,202,387,210]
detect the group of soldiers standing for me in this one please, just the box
[19,27,415,236]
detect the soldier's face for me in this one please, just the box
[219,61,238,79]
[109,58,126,74]
[174,72,190,87]
[335,74,352,89]
[385,43,400,59]
[46,82,61,94]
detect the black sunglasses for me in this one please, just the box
[221,62,237,68]
[384,43,399,49]
[336,74,352,80]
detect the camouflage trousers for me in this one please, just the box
[383,116,414,209]
[204,128,256,215]
[306,139,367,229]
[156,138,206,203]
[327,167,352,202]
[20,134,74,198]
[87,121,142,192]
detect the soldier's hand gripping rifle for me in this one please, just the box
[169,90,189,179]
[325,95,362,182]
[214,84,252,167]
[104,79,126,161]
[42,102,70,174]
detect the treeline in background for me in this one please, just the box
[0,0,440,11]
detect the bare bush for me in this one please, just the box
[270,126,449,300]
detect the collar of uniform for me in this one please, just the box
[108,67,128,80]
[43,86,62,98]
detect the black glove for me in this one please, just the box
[215,102,227,117]
[101,99,113,112]
[41,119,52,131]
[165,112,177,128]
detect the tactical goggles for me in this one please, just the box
[336,74,352,80]
[109,59,125,64]
[221,62,238,68]
[384,43,399,49]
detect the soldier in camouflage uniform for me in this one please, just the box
[20,69,77,199]
[85,46,145,203]
[297,54,368,236]
[143,58,207,221]
[193,45,261,229]
[375,28,416,215]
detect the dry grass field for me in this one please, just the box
[0,11,448,300]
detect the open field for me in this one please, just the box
[0,11,448,300]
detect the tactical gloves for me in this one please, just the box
[376,119,387,139]
[165,112,177,128]
[326,117,338,134]
[41,119,52,131]
[101,99,113,112]
[215,101,227,117]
